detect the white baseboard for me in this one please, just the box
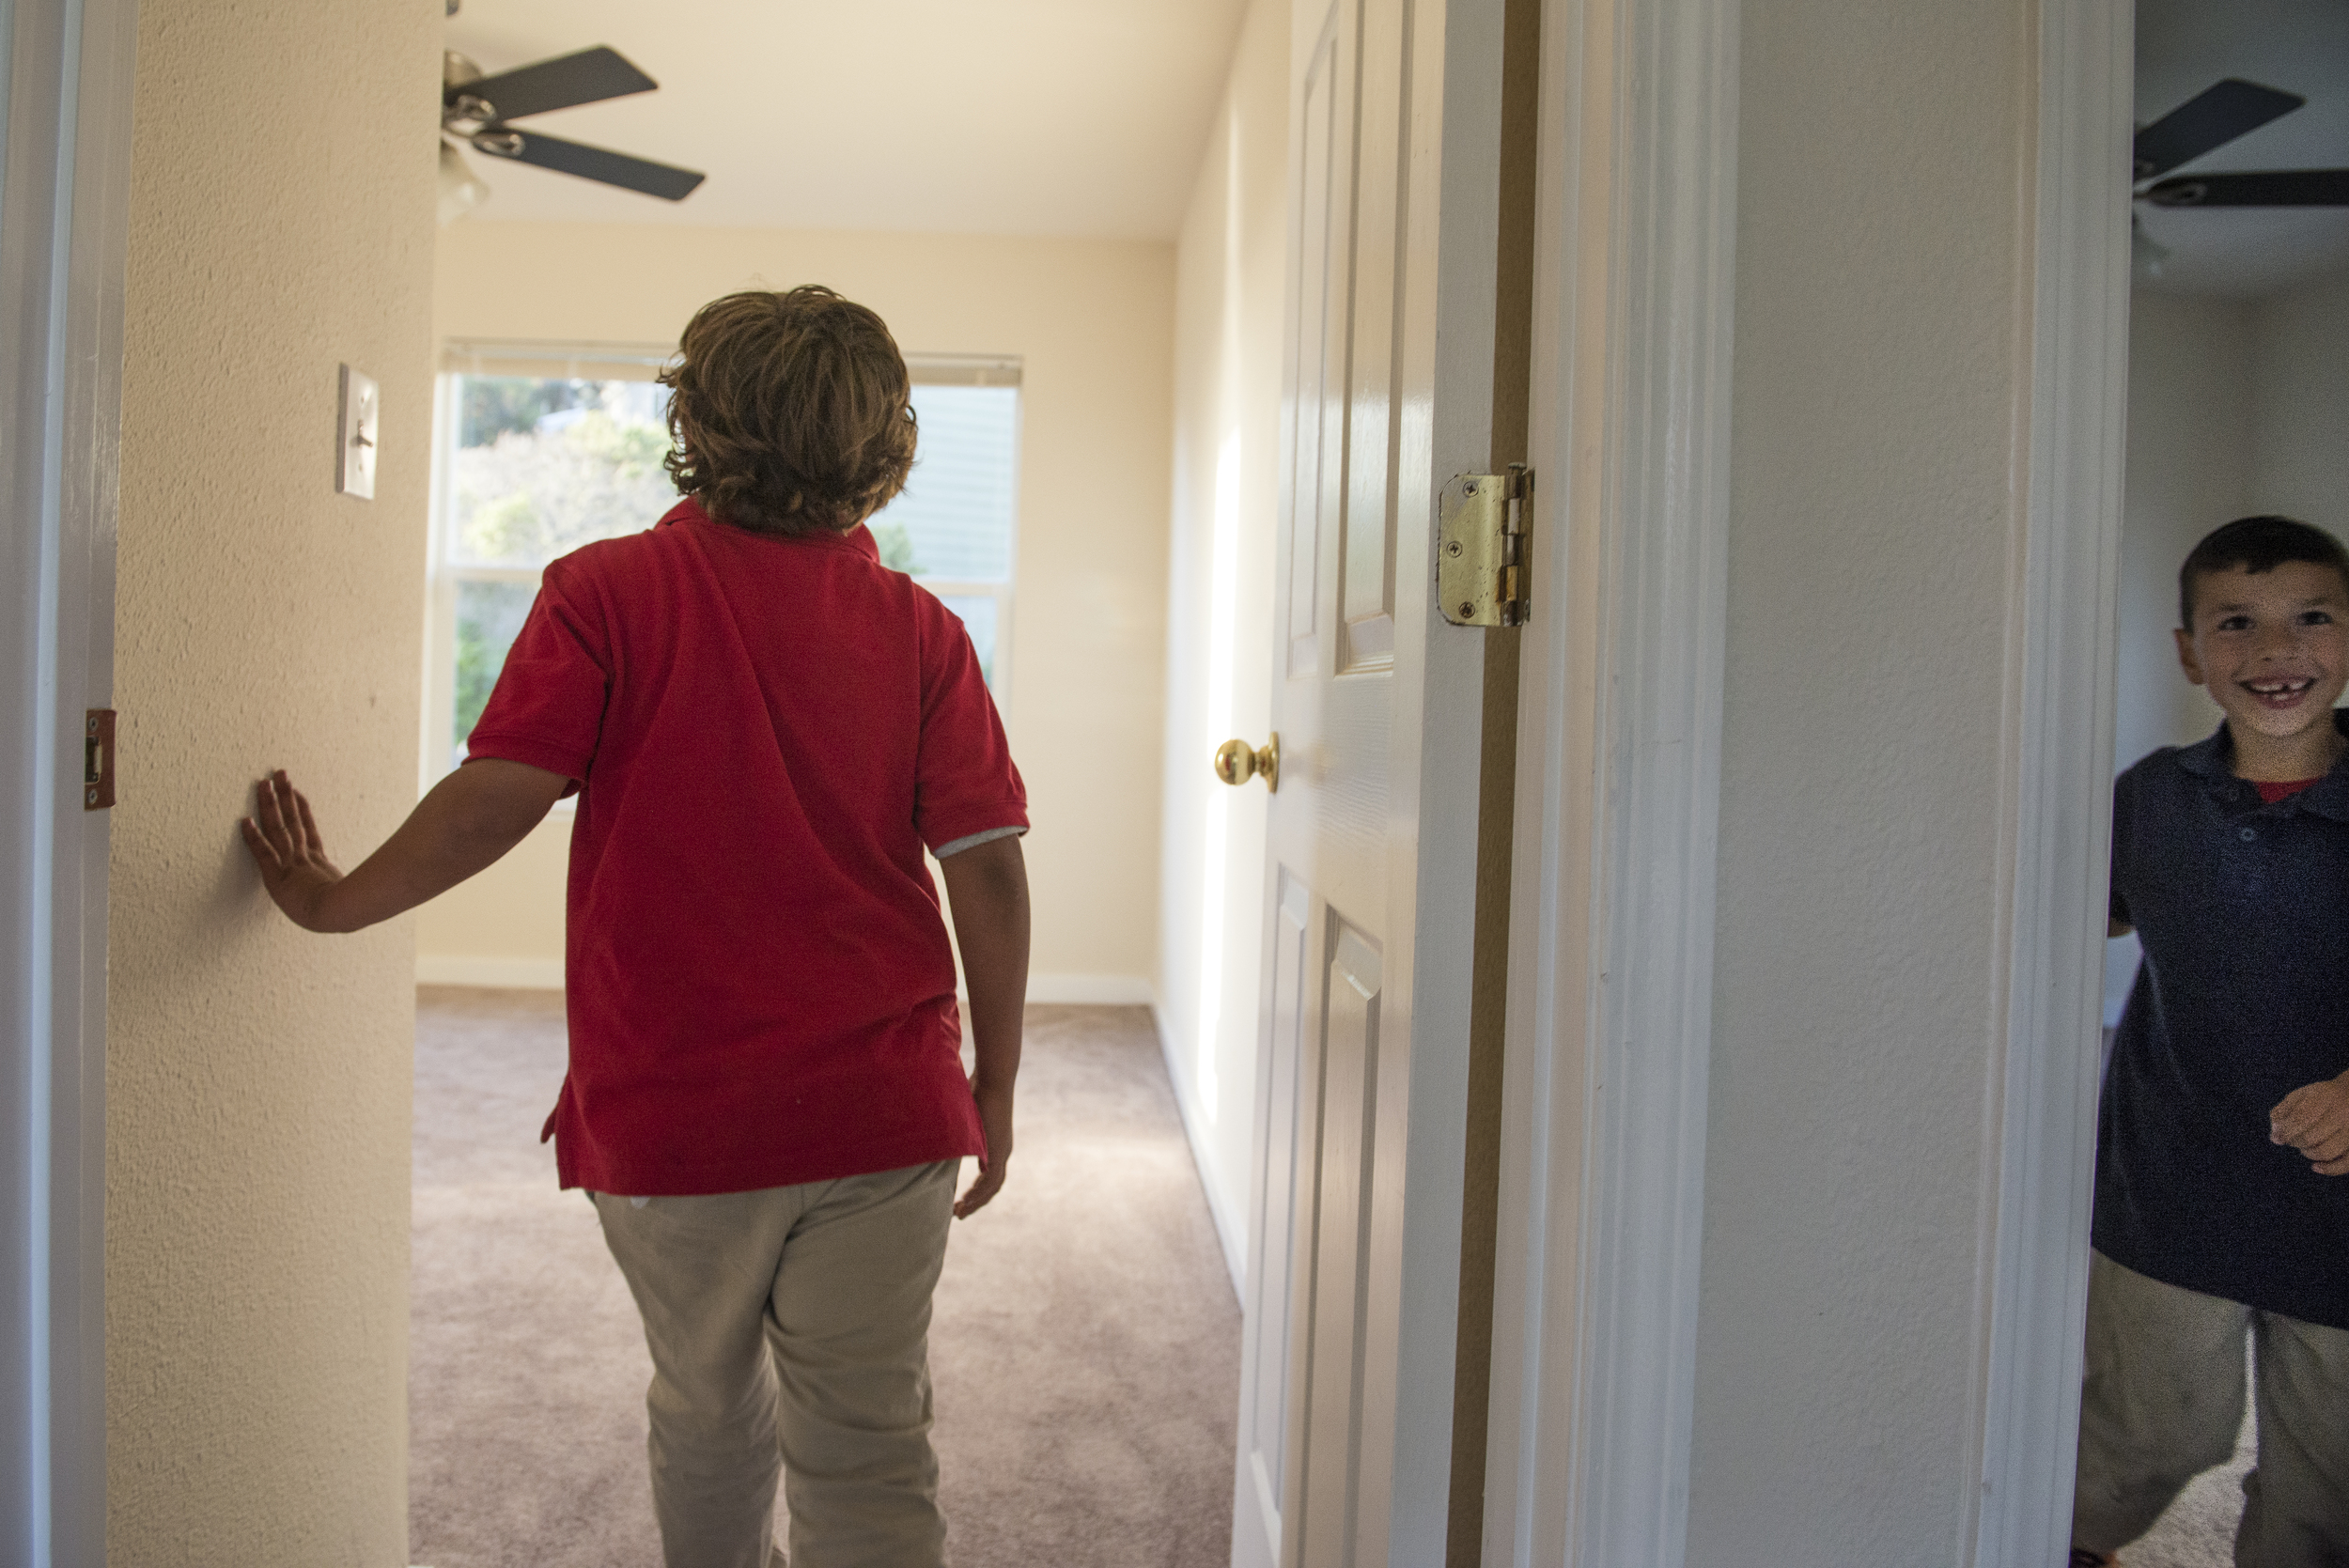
[1151,1002,1247,1300]
[416,955,565,989]
[1024,972,1155,1005]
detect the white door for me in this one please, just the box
[1228,1,1525,1563]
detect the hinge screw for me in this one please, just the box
[1458,601,1475,617]
[1446,540,1463,557]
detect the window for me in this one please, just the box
[423,345,1022,784]
[867,375,1021,691]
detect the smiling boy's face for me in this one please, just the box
[2176,560,2349,754]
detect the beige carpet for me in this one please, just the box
[410,989,1241,1567]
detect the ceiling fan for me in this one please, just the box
[440,42,706,222]
[2135,77,2348,210]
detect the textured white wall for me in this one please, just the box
[107,0,440,1561]
[2250,268,2349,536]
[2116,293,2249,772]
[422,223,1175,996]
[1688,0,2032,1558]
[1154,0,1288,1281]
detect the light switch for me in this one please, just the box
[336,364,379,500]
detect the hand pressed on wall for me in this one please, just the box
[241,771,347,932]
[239,758,566,936]
[2271,1069,2349,1175]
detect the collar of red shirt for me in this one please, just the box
[656,497,881,560]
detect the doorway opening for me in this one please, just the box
[2077,0,2349,1560]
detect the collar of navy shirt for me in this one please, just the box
[2171,707,2349,823]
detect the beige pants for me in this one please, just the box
[593,1160,959,1568]
[2073,1250,2349,1566]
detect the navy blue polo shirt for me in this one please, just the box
[2097,711,2349,1329]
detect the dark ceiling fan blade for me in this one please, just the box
[473,129,705,201]
[2134,78,2305,180]
[450,46,656,122]
[2141,168,2349,208]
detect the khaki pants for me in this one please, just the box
[593,1160,959,1568]
[2073,1250,2349,1566]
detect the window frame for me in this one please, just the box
[420,344,1024,799]
[881,356,1024,719]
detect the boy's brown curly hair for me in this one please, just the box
[660,287,917,536]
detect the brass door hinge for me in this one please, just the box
[1437,464,1533,627]
[85,709,114,810]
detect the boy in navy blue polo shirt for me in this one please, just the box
[2072,516,2349,1568]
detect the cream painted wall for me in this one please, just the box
[420,224,1174,998]
[1688,0,2034,1557]
[107,0,440,1562]
[1153,0,1289,1284]
[2116,293,2248,770]
[2249,267,2349,540]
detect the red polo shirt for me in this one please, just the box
[465,499,1027,1195]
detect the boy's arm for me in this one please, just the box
[938,833,1029,1219]
[240,762,569,934]
[2271,1069,2349,1175]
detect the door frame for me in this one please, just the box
[1971,0,2132,1560]
[1479,0,2131,1563]
[1477,0,1740,1562]
[1,0,136,1560]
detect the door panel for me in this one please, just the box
[1237,870,1314,1562]
[1230,0,1521,1562]
[1287,24,1346,680]
[1294,918,1384,1568]
[1335,0,1407,674]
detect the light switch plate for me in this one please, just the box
[336,364,378,500]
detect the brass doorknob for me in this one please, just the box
[1213,734,1280,793]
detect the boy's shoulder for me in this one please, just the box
[532,510,683,601]
[2117,739,2188,788]
[2110,733,2221,852]
[2116,729,2229,796]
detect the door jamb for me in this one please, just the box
[2,0,134,1560]
[1478,0,1740,1563]
[1972,1,2131,1560]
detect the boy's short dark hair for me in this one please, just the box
[2178,515,2349,630]
[661,287,917,536]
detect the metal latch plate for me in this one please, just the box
[85,708,115,810]
[1437,467,1532,627]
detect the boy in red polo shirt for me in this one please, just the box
[241,287,1030,1568]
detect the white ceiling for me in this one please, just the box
[443,0,1250,240]
[2135,0,2349,300]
